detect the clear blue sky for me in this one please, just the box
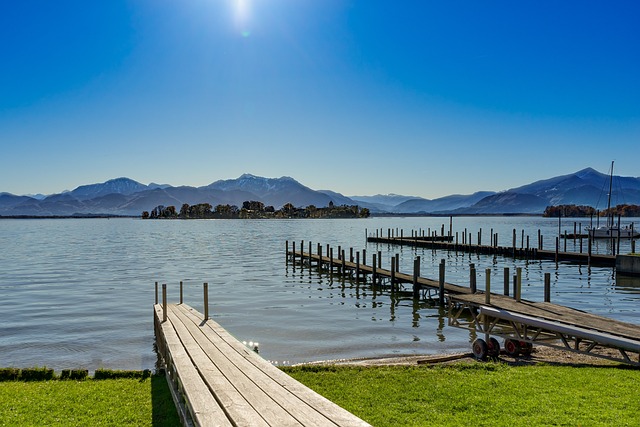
[1,1,639,198]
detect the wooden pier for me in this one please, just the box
[154,283,371,427]
[367,236,617,267]
[286,242,640,366]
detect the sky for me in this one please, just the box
[1,1,639,199]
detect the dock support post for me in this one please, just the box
[292,241,296,265]
[203,282,209,321]
[503,267,509,296]
[329,248,334,272]
[470,263,476,293]
[341,250,346,274]
[439,259,445,307]
[378,251,382,269]
[555,237,559,264]
[587,237,592,266]
[362,249,366,265]
[516,267,522,302]
[395,254,400,272]
[356,252,360,281]
[512,229,516,257]
[162,284,167,323]
[318,245,323,268]
[485,269,491,305]
[544,273,551,302]
[372,254,377,286]
[412,257,420,299]
[180,281,183,304]
[308,241,312,266]
[390,257,396,292]
[155,281,158,305]
[350,247,354,262]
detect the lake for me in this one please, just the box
[1,216,639,372]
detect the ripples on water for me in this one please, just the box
[0,217,638,371]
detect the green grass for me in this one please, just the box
[0,375,179,426]
[282,363,640,427]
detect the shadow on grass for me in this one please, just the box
[151,372,181,426]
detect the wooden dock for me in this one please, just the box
[366,236,617,267]
[154,286,371,427]
[286,242,640,365]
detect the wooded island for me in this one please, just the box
[142,201,370,219]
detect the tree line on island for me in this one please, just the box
[543,204,640,218]
[142,201,370,219]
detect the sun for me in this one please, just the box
[232,0,251,34]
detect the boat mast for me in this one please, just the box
[607,160,614,227]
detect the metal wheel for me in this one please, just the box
[521,342,533,355]
[488,337,500,358]
[472,338,488,360]
[504,338,520,356]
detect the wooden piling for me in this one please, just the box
[395,254,400,272]
[485,269,491,305]
[372,254,377,286]
[292,241,296,264]
[470,263,476,293]
[377,251,382,268]
[503,267,509,296]
[203,282,209,320]
[390,257,396,292]
[412,257,420,299]
[362,249,366,265]
[180,281,183,304]
[544,273,551,302]
[155,281,158,305]
[439,259,445,307]
[356,251,360,281]
[162,283,167,322]
[516,267,522,302]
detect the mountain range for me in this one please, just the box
[1,168,639,217]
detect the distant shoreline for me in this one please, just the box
[0,213,544,219]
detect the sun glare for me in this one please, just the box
[232,0,251,35]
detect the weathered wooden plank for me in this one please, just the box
[154,305,233,427]
[177,304,372,427]
[175,305,348,426]
[166,305,271,427]
[451,294,640,341]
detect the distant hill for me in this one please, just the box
[2,167,639,217]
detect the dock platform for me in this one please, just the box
[366,236,616,266]
[286,242,640,366]
[154,300,371,426]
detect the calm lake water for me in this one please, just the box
[1,216,639,372]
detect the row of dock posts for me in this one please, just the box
[155,281,211,322]
[286,240,555,308]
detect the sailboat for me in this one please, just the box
[586,161,639,239]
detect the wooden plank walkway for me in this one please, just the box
[367,236,617,266]
[286,244,640,365]
[450,292,640,342]
[154,302,371,427]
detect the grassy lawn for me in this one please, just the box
[283,363,640,427]
[0,375,179,426]
[1,363,639,426]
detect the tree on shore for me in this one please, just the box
[143,201,370,219]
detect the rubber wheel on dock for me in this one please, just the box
[488,337,500,358]
[472,339,488,360]
[504,338,520,356]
